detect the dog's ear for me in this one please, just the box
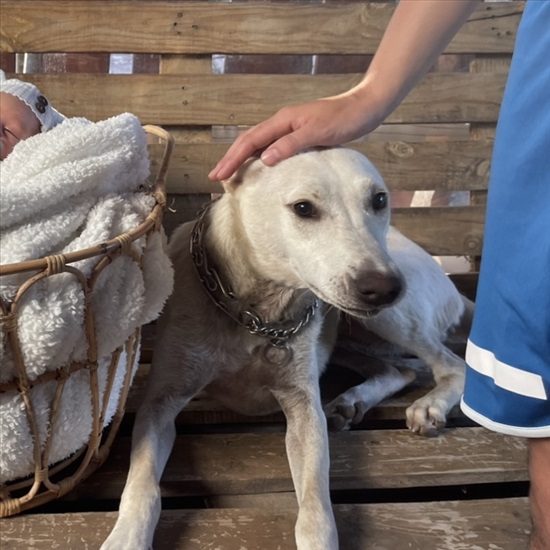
[220,155,264,194]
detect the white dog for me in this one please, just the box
[101,148,471,550]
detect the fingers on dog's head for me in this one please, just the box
[220,155,265,193]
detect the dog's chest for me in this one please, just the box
[204,327,323,416]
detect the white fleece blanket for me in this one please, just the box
[0,113,174,483]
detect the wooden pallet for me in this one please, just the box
[0,356,531,550]
[2,500,531,550]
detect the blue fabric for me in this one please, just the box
[461,0,550,436]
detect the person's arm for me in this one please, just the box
[209,0,480,181]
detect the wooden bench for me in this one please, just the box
[0,2,530,549]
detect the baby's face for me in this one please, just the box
[0,92,41,160]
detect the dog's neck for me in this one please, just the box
[193,199,318,327]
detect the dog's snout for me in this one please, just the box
[355,270,402,307]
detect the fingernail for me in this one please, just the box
[261,148,281,165]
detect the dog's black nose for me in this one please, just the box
[355,270,403,307]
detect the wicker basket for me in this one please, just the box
[0,125,174,516]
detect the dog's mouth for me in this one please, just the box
[333,304,382,319]
[307,285,383,319]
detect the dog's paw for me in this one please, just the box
[405,397,447,437]
[100,526,152,550]
[324,396,366,431]
[101,540,152,550]
[324,367,417,431]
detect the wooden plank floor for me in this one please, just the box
[1,351,531,550]
[2,499,531,550]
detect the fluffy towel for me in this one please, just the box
[0,113,174,483]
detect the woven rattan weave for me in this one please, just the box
[0,125,173,516]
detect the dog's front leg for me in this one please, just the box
[272,381,339,550]
[405,344,466,436]
[324,348,417,431]
[101,388,192,550]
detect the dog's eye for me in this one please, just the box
[372,192,388,212]
[293,201,316,218]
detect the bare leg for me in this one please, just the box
[529,437,550,550]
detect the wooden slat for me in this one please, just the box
[161,140,493,194]
[0,1,523,55]
[0,499,530,550]
[392,206,485,256]
[158,47,214,240]
[63,428,527,501]
[212,122,473,144]
[22,72,507,126]
[360,123,472,142]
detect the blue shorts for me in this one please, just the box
[460,0,550,437]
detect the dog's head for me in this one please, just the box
[219,147,404,317]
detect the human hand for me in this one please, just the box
[208,89,384,181]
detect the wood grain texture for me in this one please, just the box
[158,140,493,194]
[21,72,507,126]
[392,206,485,256]
[60,428,527,501]
[0,499,530,550]
[1,1,523,55]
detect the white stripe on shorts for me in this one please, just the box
[466,339,547,400]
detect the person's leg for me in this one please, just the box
[529,437,550,550]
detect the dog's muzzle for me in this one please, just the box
[354,270,403,308]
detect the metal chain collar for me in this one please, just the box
[190,201,319,363]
